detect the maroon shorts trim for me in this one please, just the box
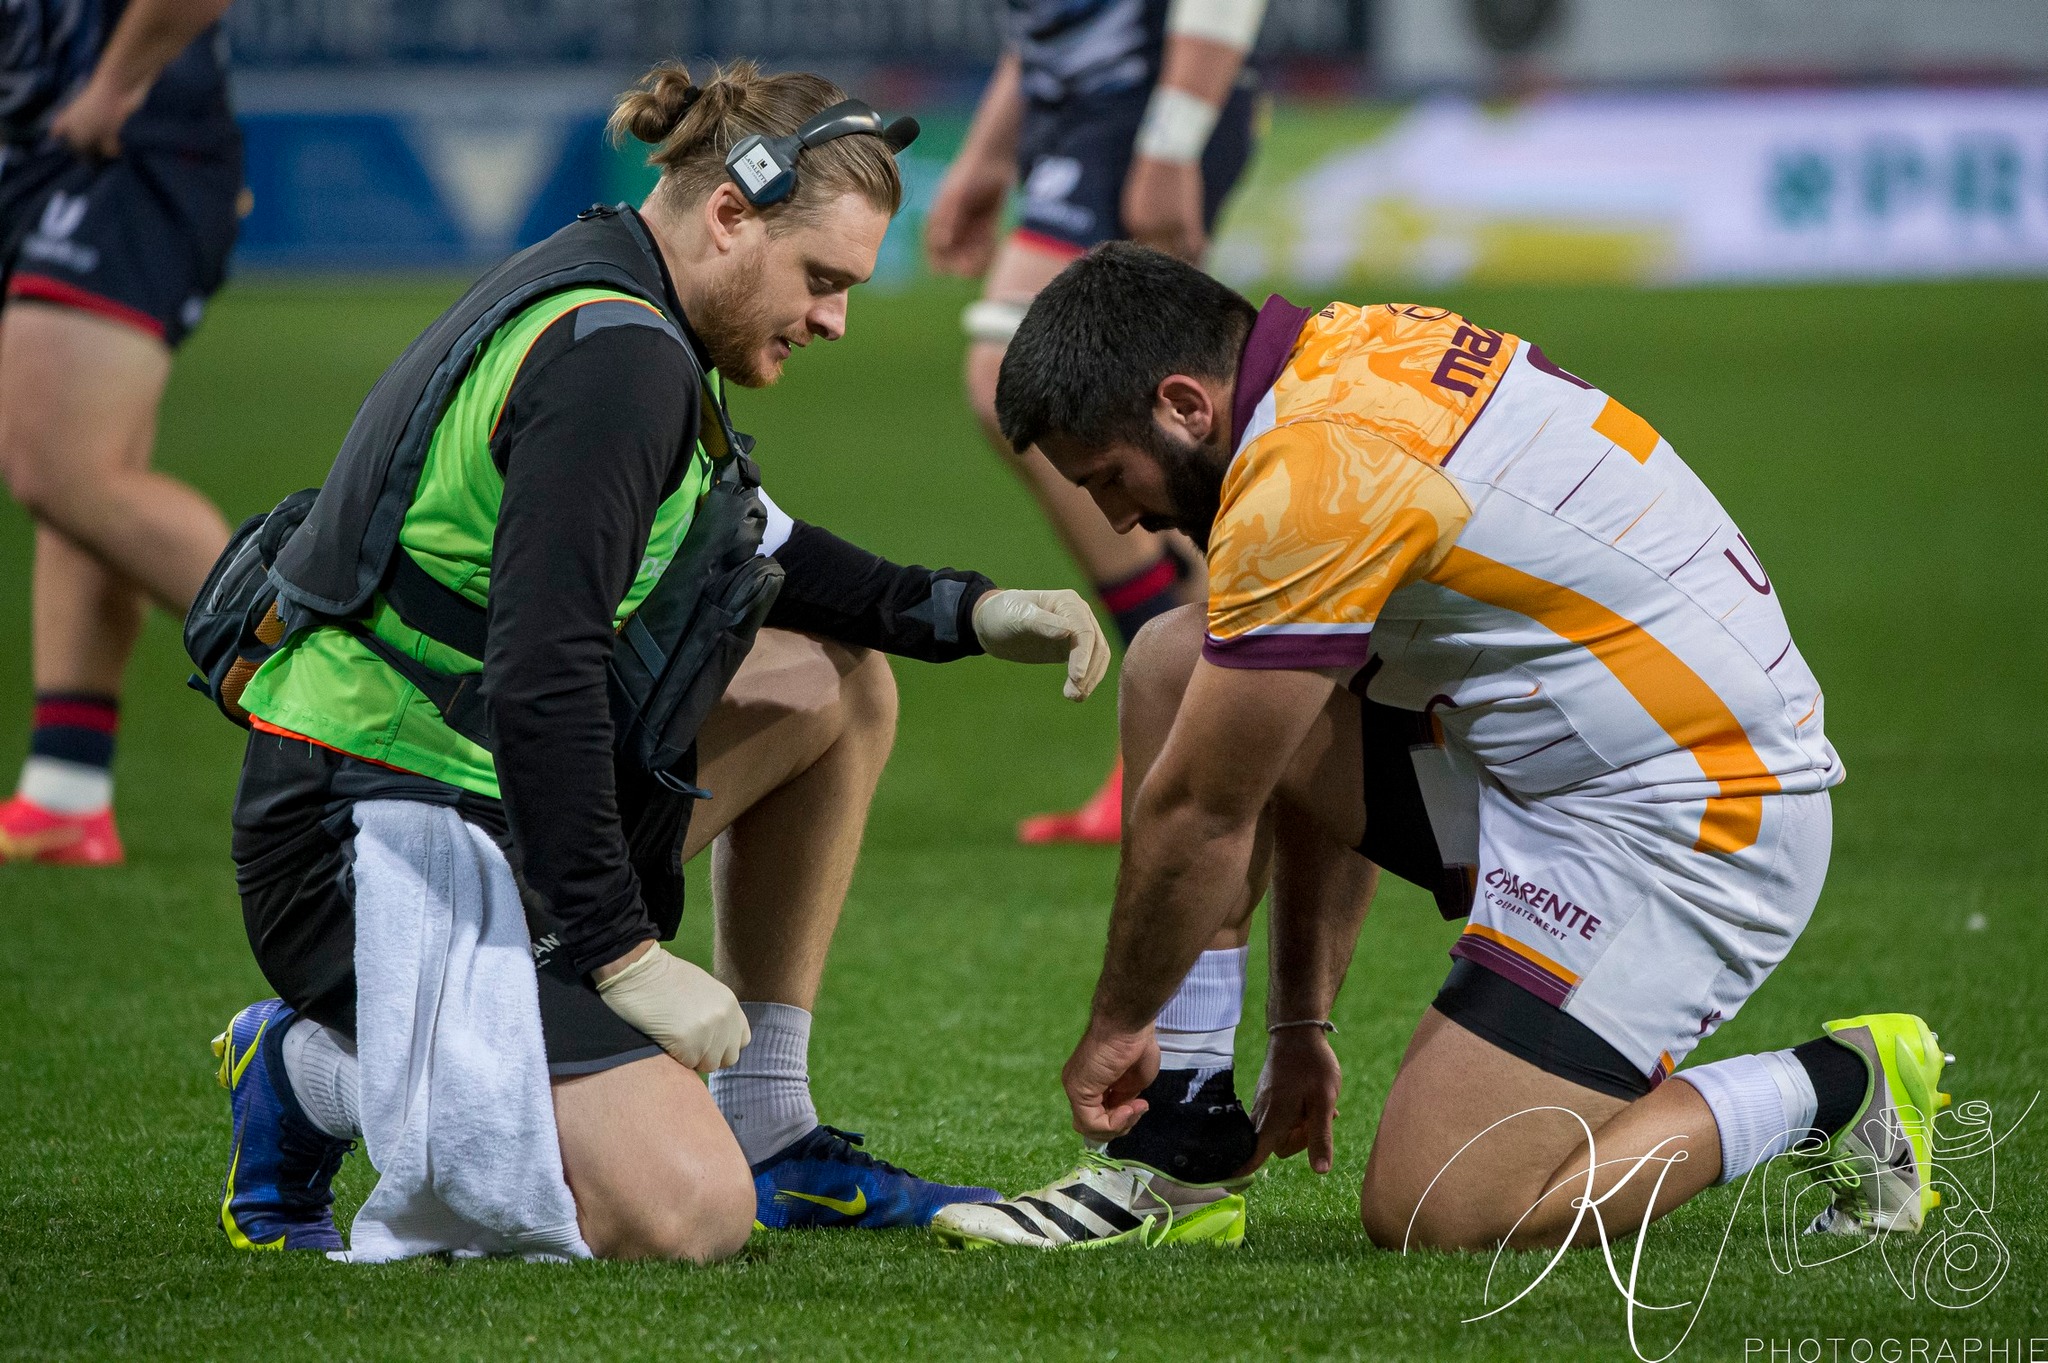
[6,272,167,340]
[1011,227,1088,260]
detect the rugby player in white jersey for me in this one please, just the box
[925,0,1281,1224]
[933,244,1953,1251]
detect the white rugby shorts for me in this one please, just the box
[1447,779,1834,1085]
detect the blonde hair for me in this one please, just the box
[608,58,903,225]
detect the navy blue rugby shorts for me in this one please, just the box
[0,118,242,347]
[1011,78,1261,255]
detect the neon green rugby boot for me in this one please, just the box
[1804,1013,1953,1235]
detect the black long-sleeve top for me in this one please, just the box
[480,304,993,976]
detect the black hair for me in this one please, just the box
[995,242,1258,453]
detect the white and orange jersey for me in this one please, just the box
[1208,298,1842,855]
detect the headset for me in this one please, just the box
[723,99,921,208]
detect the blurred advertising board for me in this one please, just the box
[231,81,2048,288]
[230,71,965,282]
[1211,88,2048,287]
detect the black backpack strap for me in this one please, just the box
[340,622,495,750]
[383,550,489,660]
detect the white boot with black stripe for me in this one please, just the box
[930,1151,1247,1250]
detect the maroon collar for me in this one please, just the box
[1230,294,1316,449]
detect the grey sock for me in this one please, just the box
[280,1018,361,1141]
[707,1002,818,1165]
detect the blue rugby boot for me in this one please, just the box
[750,1125,1000,1230]
[213,999,353,1251]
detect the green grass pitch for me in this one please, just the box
[1,273,2043,1361]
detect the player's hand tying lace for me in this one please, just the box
[971,589,1111,702]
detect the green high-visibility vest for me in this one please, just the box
[241,287,715,798]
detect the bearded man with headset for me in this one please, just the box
[200,60,1109,1264]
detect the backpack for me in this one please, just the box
[182,489,319,727]
[180,463,783,795]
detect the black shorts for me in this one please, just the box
[1431,959,1654,1099]
[232,731,661,1078]
[0,120,242,347]
[1012,78,1261,253]
[1353,680,1474,922]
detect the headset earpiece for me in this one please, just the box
[883,116,920,152]
[723,99,919,209]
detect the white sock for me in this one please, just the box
[707,1002,817,1165]
[1155,946,1248,1085]
[280,1018,361,1141]
[1676,1048,1818,1183]
[17,755,111,815]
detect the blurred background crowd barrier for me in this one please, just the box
[226,0,2048,286]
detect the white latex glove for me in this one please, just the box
[970,588,1111,702]
[593,945,750,1072]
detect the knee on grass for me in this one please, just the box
[576,1158,755,1264]
[1359,1165,1611,1253]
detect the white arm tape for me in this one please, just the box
[962,297,1029,346]
[1167,0,1268,49]
[757,489,793,558]
[1135,86,1221,164]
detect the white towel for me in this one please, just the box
[337,799,591,1263]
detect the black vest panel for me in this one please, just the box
[272,207,686,618]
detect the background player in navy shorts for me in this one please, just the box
[0,0,242,864]
[926,0,1267,845]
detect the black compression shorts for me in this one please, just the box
[1432,958,1654,1100]
[232,730,662,1078]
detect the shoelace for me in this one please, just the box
[812,1126,913,1179]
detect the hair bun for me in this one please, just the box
[610,60,707,148]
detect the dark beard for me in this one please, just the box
[692,252,779,388]
[1138,424,1229,552]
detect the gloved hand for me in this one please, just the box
[593,945,750,1072]
[971,589,1111,702]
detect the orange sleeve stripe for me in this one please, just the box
[1426,545,1781,853]
[1592,396,1661,464]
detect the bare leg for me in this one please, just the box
[32,528,145,696]
[551,1054,756,1261]
[30,398,154,694]
[967,238,1205,596]
[1120,605,1263,949]
[1359,1009,1720,1251]
[0,304,229,615]
[681,629,899,1009]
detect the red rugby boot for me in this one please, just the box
[0,795,125,866]
[1017,759,1123,846]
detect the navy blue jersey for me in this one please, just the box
[1,0,229,145]
[1005,0,1170,102]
